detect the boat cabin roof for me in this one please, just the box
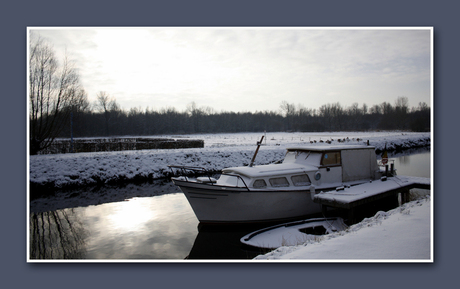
[222,163,317,178]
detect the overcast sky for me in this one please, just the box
[29,27,432,113]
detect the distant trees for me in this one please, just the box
[273,98,429,133]
[410,102,431,132]
[29,34,88,155]
[318,102,344,131]
[54,98,430,141]
[394,96,410,129]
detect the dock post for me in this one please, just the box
[348,209,355,224]
[403,189,410,204]
[399,189,410,205]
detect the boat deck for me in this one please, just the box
[313,175,431,210]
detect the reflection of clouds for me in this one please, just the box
[106,198,157,232]
[30,192,198,260]
[83,193,198,259]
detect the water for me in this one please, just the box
[391,150,431,178]
[30,191,199,260]
[29,150,431,260]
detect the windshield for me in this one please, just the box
[284,150,322,166]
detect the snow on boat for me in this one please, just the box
[240,217,348,249]
[169,140,385,224]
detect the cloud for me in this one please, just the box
[28,27,431,112]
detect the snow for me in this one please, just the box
[29,131,430,189]
[28,131,432,261]
[313,175,431,206]
[240,217,349,249]
[254,196,432,261]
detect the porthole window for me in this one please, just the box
[291,174,311,186]
[253,179,267,188]
[315,171,321,181]
[269,177,290,187]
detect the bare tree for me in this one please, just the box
[369,104,382,114]
[94,91,120,136]
[394,96,409,129]
[279,101,296,130]
[29,34,87,155]
[347,102,363,130]
[186,102,204,133]
[395,96,409,113]
[95,91,115,112]
[319,102,343,131]
[279,101,296,117]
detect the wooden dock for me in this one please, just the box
[313,175,431,222]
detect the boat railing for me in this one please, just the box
[168,165,250,190]
[168,165,214,182]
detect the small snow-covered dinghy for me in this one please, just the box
[240,217,347,249]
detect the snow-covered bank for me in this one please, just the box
[254,196,432,261]
[29,132,430,190]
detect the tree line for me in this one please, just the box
[60,97,430,140]
[29,33,430,155]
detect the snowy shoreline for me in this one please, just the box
[29,131,430,192]
[254,195,432,261]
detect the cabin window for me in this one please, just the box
[269,177,290,187]
[291,174,311,186]
[321,151,341,166]
[253,179,267,188]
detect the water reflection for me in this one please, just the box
[30,194,199,260]
[83,194,198,259]
[187,223,305,260]
[30,209,87,259]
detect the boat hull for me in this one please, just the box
[172,178,322,224]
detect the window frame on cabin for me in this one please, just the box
[291,174,312,186]
[269,177,290,188]
[253,179,267,188]
[320,151,341,167]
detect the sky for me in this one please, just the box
[29,27,432,113]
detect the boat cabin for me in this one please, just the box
[218,145,381,190]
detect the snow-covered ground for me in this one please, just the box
[254,195,432,261]
[28,131,432,261]
[29,131,430,189]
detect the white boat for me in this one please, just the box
[240,217,348,249]
[170,143,384,224]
